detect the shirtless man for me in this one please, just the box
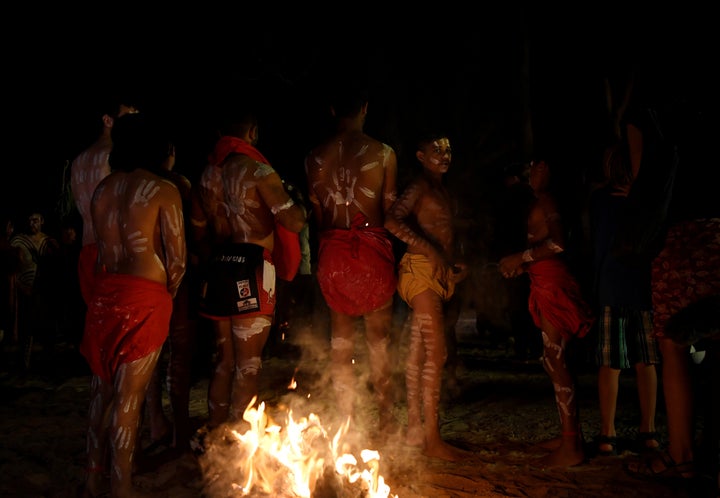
[195,107,306,438]
[304,82,398,433]
[499,156,594,468]
[385,131,469,461]
[143,141,198,457]
[79,113,186,498]
[70,96,139,305]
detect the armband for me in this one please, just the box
[271,198,295,215]
[522,248,534,263]
[544,238,563,253]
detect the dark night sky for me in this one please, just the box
[4,5,713,233]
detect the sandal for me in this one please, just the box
[626,449,697,481]
[636,431,661,452]
[596,435,617,456]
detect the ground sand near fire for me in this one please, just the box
[0,309,715,497]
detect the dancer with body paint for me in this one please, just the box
[70,95,139,305]
[79,112,187,498]
[304,80,399,434]
[194,106,306,440]
[385,131,470,461]
[143,140,199,460]
[499,155,595,468]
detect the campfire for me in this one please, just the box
[198,395,397,498]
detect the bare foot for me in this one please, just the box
[423,440,471,462]
[536,445,585,468]
[535,436,562,450]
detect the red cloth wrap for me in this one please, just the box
[77,243,98,305]
[80,272,172,383]
[317,213,396,316]
[209,136,301,282]
[526,258,594,340]
[274,223,301,281]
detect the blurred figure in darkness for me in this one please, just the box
[499,155,595,468]
[143,139,199,459]
[493,162,541,360]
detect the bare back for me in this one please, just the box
[198,163,232,244]
[91,169,186,297]
[222,154,305,250]
[305,131,397,230]
[71,137,112,246]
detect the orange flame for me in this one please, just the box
[206,396,397,497]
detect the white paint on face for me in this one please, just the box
[429,157,441,165]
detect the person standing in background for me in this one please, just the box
[385,130,469,461]
[10,211,61,372]
[79,112,186,497]
[194,105,306,445]
[70,95,139,305]
[589,131,660,457]
[626,79,720,485]
[499,155,595,468]
[143,139,199,459]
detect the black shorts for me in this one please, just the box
[198,243,276,319]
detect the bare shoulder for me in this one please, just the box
[227,153,277,178]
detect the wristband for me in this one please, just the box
[522,248,534,263]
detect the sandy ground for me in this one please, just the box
[0,309,716,498]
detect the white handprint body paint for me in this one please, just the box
[128,230,148,254]
[224,163,262,240]
[316,142,388,226]
[132,179,161,207]
[162,205,186,274]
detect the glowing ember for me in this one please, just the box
[200,396,397,498]
[288,368,299,390]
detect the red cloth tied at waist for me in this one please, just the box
[526,258,595,341]
[317,212,397,316]
[80,272,172,383]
